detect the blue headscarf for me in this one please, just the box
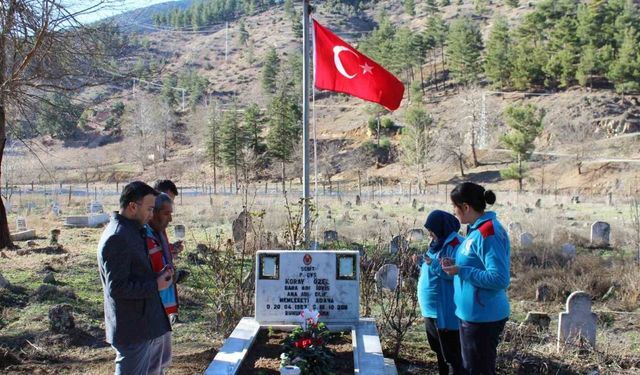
[423,210,461,253]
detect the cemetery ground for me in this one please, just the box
[1,189,639,374]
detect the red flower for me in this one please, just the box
[294,338,314,349]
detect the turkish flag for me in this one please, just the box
[313,19,405,111]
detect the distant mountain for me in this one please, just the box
[104,0,194,33]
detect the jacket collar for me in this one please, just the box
[469,211,496,231]
[443,231,461,246]
[114,213,144,231]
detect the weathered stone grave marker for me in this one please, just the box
[375,264,399,291]
[407,228,424,243]
[389,235,408,254]
[173,224,186,240]
[520,232,534,249]
[561,243,577,259]
[508,222,522,238]
[87,201,104,214]
[590,221,610,247]
[51,201,61,216]
[324,230,338,242]
[16,217,27,232]
[536,284,551,302]
[557,291,597,351]
[232,210,252,252]
[11,216,36,241]
[524,311,550,331]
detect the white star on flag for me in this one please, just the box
[360,62,373,75]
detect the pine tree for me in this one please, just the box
[404,0,416,16]
[608,27,640,93]
[266,91,302,192]
[446,18,484,86]
[262,47,280,94]
[484,17,512,89]
[400,101,432,180]
[238,20,249,46]
[220,109,248,192]
[500,104,545,191]
[161,74,178,108]
[576,44,597,86]
[244,103,263,152]
[206,109,223,193]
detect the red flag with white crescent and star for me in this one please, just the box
[313,19,405,111]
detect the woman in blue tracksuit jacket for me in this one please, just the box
[415,210,465,375]
[442,182,510,375]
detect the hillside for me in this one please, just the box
[6,0,640,196]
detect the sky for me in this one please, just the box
[67,0,179,24]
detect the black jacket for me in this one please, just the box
[97,214,170,345]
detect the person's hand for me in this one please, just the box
[442,265,459,276]
[172,240,184,256]
[424,255,432,265]
[157,265,174,290]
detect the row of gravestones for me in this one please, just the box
[323,229,425,255]
[509,221,611,250]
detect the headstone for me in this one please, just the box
[571,196,581,204]
[389,235,408,254]
[417,206,424,212]
[87,201,104,214]
[508,222,522,237]
[536,284,551,302]
[407,229,424,243]
[590,221,610,247]
[561,243,577,259]
[51,202,61,216]
[43,272,56,284]
[524,311,550,331]
[232,210,253,250]
[0,272,10,289]
[173,224,186,240]
[535,198,542,208]
[48,304,75,333]
[355,195,361,206]
[16,216,27,232]
[324,230,338,242]
[254,250,360,324]
[557,291,597,351]
[50,229,61,247]
[411,199,417,209]
[281,366,301,375]
[375,264,399,291]
[520,232,534,249]
[345,201,352,209]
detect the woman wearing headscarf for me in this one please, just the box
[415,210,465,375]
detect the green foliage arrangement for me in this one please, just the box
[280,311,334,375]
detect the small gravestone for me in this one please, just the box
[524,311,551,331]
[608,192,613,206]
[16,217,27,232]
[417,206,424,212]
[342,211,351,221]
[48,304,75,333]
[558,291,597,351]
[51,202,61,216]
[345,201,352,209]
[375,264,399,291]
[50,229,61,247]
[520,232,534,249]
[535,198,542,208]
[590,221,610,247]
[411,199,417,209]
[87,201,104,214]
[361,214,367,221]
[355,195,361,206]
[536,284,551,302]
[43,272,56,284]
[324,230,338,242]
[508,222,522,237]
[407,229,424,243]
[0,272,10,289]
[232,210,253,250]
[372,212,379,219]
[571,196,581,204]
[561,243,577,259]
[174,224,186,240]
[389,235,408,254]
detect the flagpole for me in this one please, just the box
[302,0,311,247]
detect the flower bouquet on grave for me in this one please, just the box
[280,309,334,375]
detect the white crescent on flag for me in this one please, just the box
[333,46,358,79]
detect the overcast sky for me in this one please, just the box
[67,0,179,23]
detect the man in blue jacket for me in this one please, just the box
[97,181,173,375]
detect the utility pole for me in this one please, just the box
[225,22,229,62]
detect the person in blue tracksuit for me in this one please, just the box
[415,210,465,375]
[442,182,510,375]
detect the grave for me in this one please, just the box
[557,291,597,351]
[205,250,395,375]
[590,221,610,247]
[524,311,551,331]
[508,222,522,238]
[375,264,399,292]
[520,232,534,249]
[561,243,577,259]
[389,235,408,254]
[173,224,186,240]
[324,230,338,242]
[65,202,110,228]
[536,284,551,302]
[407,228,424,243]
[86,201,104,214]
[10,216,36,241]
[51,201,61,216]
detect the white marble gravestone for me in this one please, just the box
[557,291,597,351]
[375,264,399,291]
[254,250,359,324]
[520,232,534,249]
[87,201,104,214]
[16,217,27,232]
[590,221,610,247]
[173,224,186,240]
[51,202,61,217]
